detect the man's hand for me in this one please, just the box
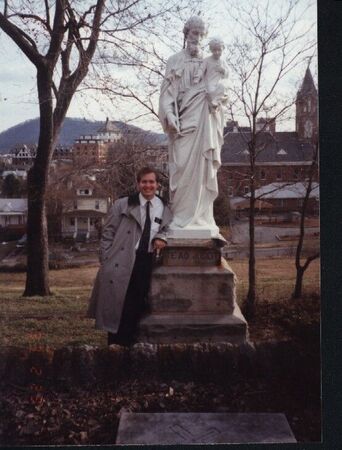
[153,239,167,251]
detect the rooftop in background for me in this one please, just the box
[0,198,28,212]
[221,130,315,164]
[248,182,319,200]
[297,67,317,97]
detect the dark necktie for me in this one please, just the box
[138,201,151,252]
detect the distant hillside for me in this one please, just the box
[0,117,166,153]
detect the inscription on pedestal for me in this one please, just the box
[163,247,221,267]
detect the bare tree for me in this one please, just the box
[224,0,316,318]
[292,139,319,299]
[0,0,195,296]
[0,0,106,295]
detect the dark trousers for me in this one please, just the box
[108,251,153,346]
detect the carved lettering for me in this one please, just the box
[178,252,189,259]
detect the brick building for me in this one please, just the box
[219,67,318,215]
[72,118,122,167]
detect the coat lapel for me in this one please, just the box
[124,192,142,229]
[128,204,142,229]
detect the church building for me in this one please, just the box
[219,67,318,215]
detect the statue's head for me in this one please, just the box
[209,37,225,60]
[183,16,207,55]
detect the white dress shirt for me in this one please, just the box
[136,193,164,252]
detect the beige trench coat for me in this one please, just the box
[87,193,172,333]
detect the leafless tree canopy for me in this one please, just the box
[0,0,201,296]
[220,0,316,317]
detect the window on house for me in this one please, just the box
[260,169,266,180]
[294,168,300,179]
[95,200,100,210]
[70,218,75,225]
[79,189,90,195]
[228,187,233,197]
[276,170,282,180]
[73,200,77,209]
[228,172,233,180]
[244,186,249,194]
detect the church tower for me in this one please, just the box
[295,67,318,141]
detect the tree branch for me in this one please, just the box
[7,12,52,34]
[46,0,66,65]
[0,12,43,67]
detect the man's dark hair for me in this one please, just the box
[136,166,160,183]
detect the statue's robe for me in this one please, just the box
[159,49,226,233]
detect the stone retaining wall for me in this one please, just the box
[0,340,320,388]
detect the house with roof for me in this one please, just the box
[59,175,111,241]
[10,144,37,168]
[1,169,27,180]
[231,182,319,217]
[219,67,318,216]
[0,198,27,239]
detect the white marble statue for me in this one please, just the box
[195,37,229,113]
[159,18,228,237]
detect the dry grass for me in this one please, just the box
[230,257,320,299]
[0,258,320,348]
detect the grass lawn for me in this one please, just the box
[0,258,320,348]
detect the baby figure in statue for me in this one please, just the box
[194,37,229,113]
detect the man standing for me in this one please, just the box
[87,167,172,346]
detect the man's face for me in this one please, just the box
[187,25,205,55]
[211,45,223,60]
[137,172,158,200]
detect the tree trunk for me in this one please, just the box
[245,197,256,318]
[293,266,304,299]
[292,141,319,300]
[244,157,256,319]
[24,67,53,296]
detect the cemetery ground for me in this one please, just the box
[0,259,320,445]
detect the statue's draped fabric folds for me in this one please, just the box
[159,17,227,236]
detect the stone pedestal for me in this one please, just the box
[139,239,248,344]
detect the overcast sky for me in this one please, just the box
[0,0,317,134]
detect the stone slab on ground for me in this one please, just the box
[138,305,247,344]
[116,412,297,444]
